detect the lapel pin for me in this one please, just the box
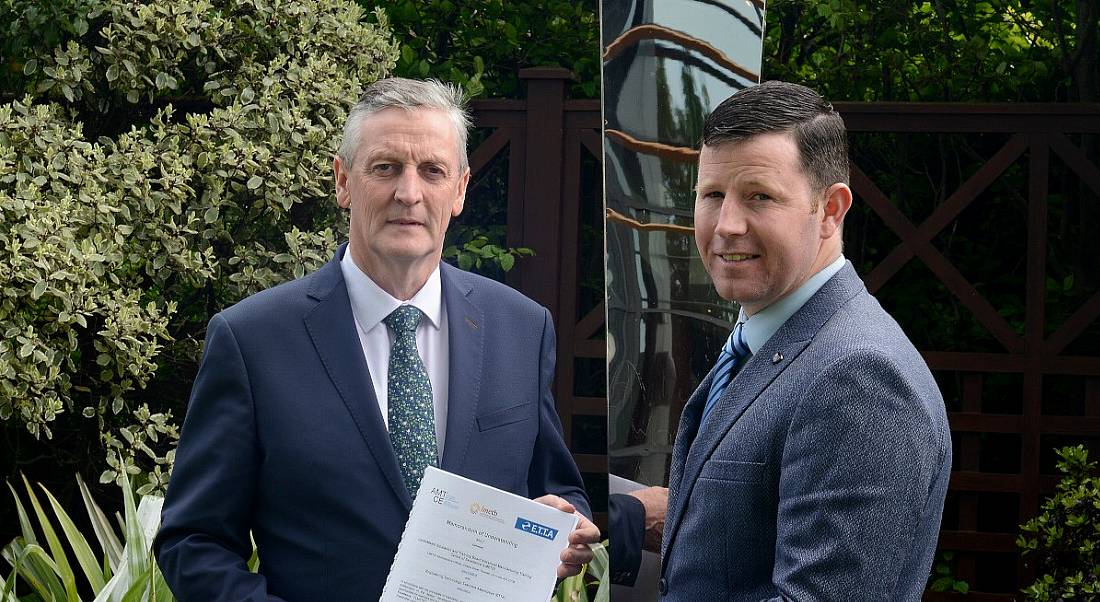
[771,352,783,364]
[465,316,479,330]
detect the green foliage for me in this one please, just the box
[762,1,1100,361]
[2,472,174,601]
[0,0,398,490]
[551,540,608,602]
[1,472,600,602]
[442,230,533,278]
[928,551,970,595]
[1018,445,1100,600]
[367,0,600,98]
[99,405,179,496]
[764,0,1086,102]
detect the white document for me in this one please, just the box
[380,466,579,602]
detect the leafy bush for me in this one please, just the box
[1018,445,1100,600]
[0,0,398,491]
[367,0,600,99]
[928,550,970,595]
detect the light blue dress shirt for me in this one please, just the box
[739,255,847,354]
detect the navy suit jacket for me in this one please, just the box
[661,263,951,601]
[608,493,645,586]
[154,245,589,601]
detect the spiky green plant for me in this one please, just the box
[552,540,609,602]
[2,471,172,601]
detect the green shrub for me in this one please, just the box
[0,0,398,491]
[1018,445,1100,600]
[367,0,600,99]
[928,550,970,595]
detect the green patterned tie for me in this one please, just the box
[383,305,439,498]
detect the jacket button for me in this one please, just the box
[658,577,668,595]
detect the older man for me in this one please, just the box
[155,78,597,601]
[657,81,952,600]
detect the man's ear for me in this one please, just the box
[334,155,350,209]
[451,167,470,217]
[820,183,853,239]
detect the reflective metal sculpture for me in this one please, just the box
[603,0,765,486]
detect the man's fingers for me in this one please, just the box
[560,543,595,565]
[533,494,576,514]
[556,561,583,579]
[568,516,600,545]
[535,495,598,577]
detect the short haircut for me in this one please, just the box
[701,80,849,194]
[338,77,471,170]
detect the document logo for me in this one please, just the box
[468,502,505,523]
[514,517,559,541]
[430,487,458,509]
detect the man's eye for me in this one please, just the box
[700,190,724,200]
[371,163,396,175]
[423,165,446,177]
[749,192,772,201]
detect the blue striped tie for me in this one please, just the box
[701,323,750,424]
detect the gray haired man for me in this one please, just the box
[155,78,598,601]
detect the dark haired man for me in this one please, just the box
[658,81,951,600]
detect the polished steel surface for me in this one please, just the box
[603,0,765,486]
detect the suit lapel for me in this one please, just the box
[303,245,412,510]
[662,263,867,560]
[439,263,484,472]
[661,369,711,559]
[662,338,812,557]
[667,370,712,497]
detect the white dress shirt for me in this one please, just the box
[339,249,449,458]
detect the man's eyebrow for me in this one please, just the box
[363,149,449,164]
[359,148,391,163]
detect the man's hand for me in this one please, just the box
[533,494,601,579]
[628,486,668,553]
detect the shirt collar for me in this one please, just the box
[340,247,444,334]
[739,254,846,354]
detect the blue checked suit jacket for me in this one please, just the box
[660,262,951,601]
[154,244,589,601]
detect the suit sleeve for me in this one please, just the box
[609,493,645,586]
[767,350,946,601]
[526,306,592,519]
[154,314,286,602]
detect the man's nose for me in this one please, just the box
[714,198,748,237]
[393,168,422,205]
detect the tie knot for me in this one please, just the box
[384,305,422,333]
[724,323,750,359]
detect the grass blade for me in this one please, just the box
[41,482,108,592]
[2,565,20,602]
[119,563,152,602]
[16,542,68,602]
[588,542,609,602]
[78,474,123,573]
[20,475,79,601]
[246,533,259,573]
[120,471,146,589]
[6,481,37,546]
[151,561,175,602]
